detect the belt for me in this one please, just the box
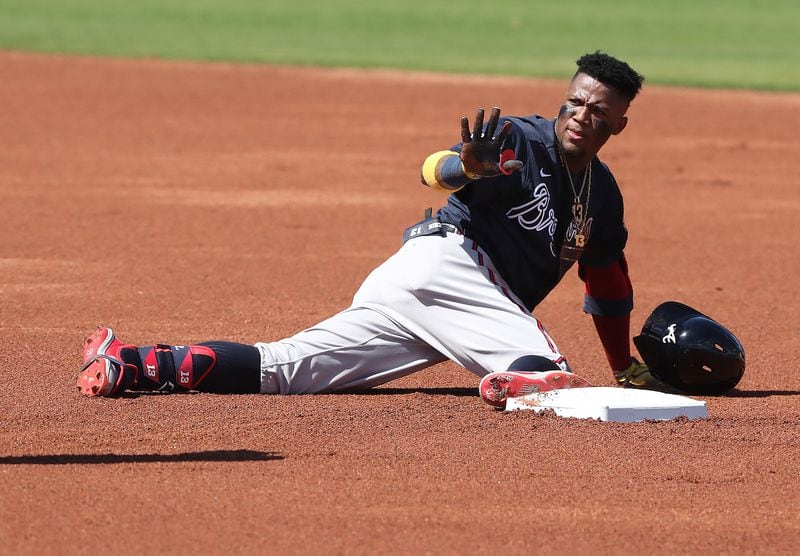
[402,217,461,244]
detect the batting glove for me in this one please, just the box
[459,107,523,178]
[614,358,677,392]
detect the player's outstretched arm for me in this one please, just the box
[421,107,523,193]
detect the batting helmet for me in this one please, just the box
[633,301,745,395]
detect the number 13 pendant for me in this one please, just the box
[575,234,585,247]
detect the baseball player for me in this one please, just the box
[78,51,669,408]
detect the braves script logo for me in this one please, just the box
[662,324,677,344]
[506,184,556,233]
[506,183,558,254]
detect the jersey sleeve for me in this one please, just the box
[579,172,627,267]
[579,170,632,317]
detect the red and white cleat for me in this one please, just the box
[76,327,136,397]
[479,370,592,409]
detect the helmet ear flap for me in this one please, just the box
[634,301,745,395]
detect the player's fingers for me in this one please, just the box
[461,117,471,143]
[485,107,500,139]
[472,108,485,140]
[494,121,513,145]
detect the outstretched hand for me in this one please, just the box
[459,107,523,178]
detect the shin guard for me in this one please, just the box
[135,344,217,392]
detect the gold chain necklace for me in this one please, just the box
[557,144,592,247]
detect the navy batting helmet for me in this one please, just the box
[633,301,745,395]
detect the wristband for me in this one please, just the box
[421,150,476,192]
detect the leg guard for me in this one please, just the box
[135,344,217,393]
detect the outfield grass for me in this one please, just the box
[1,0,798,90]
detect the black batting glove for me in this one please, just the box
[459,107,523,178]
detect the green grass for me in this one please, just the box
[1,0,799,90]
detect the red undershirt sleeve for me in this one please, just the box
[579,254,634,372]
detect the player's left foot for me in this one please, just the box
[479,370,592,409]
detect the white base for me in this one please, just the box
[504,387,708,423]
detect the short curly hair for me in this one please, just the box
[576,51,644,102]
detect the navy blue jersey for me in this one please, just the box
[437,115,627,312]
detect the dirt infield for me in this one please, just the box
[1,51,799,554]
